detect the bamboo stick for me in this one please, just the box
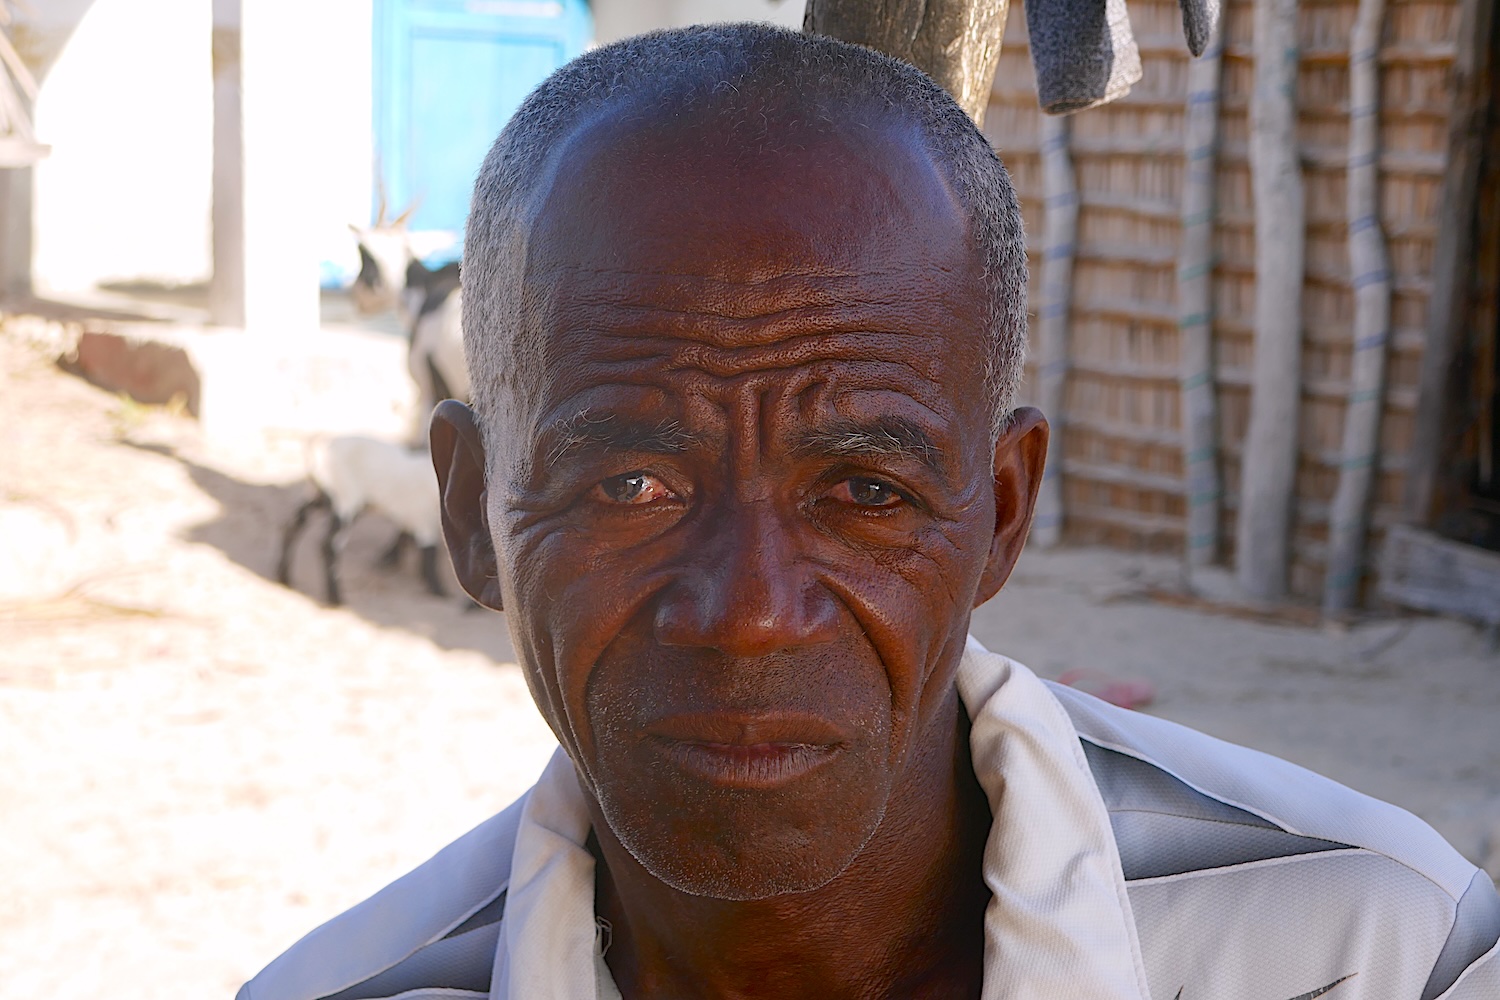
[0,3,39,151]
[1236,0,1305,601]
[0,62,26,139]
[1323,0,1392,616]
[1178,27,1226,570]
[0,22,37,102]
[1032,112,1078,548]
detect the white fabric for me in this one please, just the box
[958,637,1153,1000]
[485,639,1152,1000]
[494,752,620,1000]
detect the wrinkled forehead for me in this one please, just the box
[521,95,975,300]
[478,94,993,474]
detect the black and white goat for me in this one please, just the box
[348,210,469,442]
[277,435,445,606]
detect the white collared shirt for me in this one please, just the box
[240,640,1500,1000]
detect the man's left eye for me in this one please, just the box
[830,477,904,508]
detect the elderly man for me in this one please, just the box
[240,24,1499,1000]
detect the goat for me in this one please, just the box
[348,213,468,441]
[404,256,468,416]
[277,435,445,607]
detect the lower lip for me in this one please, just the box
[660,740,839,788]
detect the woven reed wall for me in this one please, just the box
[1465,126,1500,505]
[984,0,1458,598]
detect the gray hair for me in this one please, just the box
[462,22,1027,449]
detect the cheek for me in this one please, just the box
[502,522,676,756]
[817,521,984,726]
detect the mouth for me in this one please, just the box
[646,713,846,789]
[660,740,840,788]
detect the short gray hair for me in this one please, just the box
[463,22,1027,447]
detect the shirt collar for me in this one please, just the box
[494,637,1153,1000]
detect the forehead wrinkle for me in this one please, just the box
[570,322,932,362]
[549,264,931,313]
[666,336,935,383]
[543,324,942,386]
[547,282,962,347]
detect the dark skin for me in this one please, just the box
[432,99,1048,999]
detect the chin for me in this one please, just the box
[592,749,894,900]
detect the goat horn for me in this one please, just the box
[374,161,389,227]
[391,196,421,229]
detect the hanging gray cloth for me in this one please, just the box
[1027,0,1219,115]
[1179,0,1220,58]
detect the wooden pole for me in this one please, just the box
[1237,0,1305,601]
[1032,113,1078,547]
[1402,0,1496,526]
[1323,0,1391,616]
[1178,28,1225,570]
[803,0,1011,125]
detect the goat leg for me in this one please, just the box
[278,492,328,588]
[378,530,412,569]
[322,513,348,607]
[419,544,445,597]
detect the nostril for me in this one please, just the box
[652,570,841,654]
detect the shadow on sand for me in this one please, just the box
[124,441,519,665]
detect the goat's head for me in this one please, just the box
[347,192,419,317]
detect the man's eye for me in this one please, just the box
[594,472,674,505]
[831,477,904,508]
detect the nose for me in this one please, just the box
[652,500,842,656]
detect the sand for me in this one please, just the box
[1,323,1496,999]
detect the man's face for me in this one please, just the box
[485,107,1009,899]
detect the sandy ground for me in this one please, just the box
[1,320,1497,999]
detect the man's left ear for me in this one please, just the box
[974,406,1048,607]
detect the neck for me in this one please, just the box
[589,693,992,1000]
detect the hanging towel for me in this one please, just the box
[1179,0,1219,57]
[1027,0,1218,115]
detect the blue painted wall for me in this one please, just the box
[373,0,591,260]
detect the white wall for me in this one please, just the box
[14,0,805,297]
[30,0,212,293]
[594,0,805,47]
[20,0,373,296]
[301,0,375,282]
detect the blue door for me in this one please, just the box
[373,0,591,260]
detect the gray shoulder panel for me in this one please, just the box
[1049,680,1478,899]
[322,923,500,1000]
[1422,869,1500,1000]
[241,792,528,1000]
[1082,740,1353,880]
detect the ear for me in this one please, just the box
[430,399,503,611]
[974,406,1049,607]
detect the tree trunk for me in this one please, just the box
[1323,0,1390,616]
[1178,29,1225,571]
[1237,0,1304,601]
[803,0,1011,125]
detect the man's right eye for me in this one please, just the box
[593,472,675,505]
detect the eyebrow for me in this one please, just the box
[795,417,945,475]
[545,411,701,464]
